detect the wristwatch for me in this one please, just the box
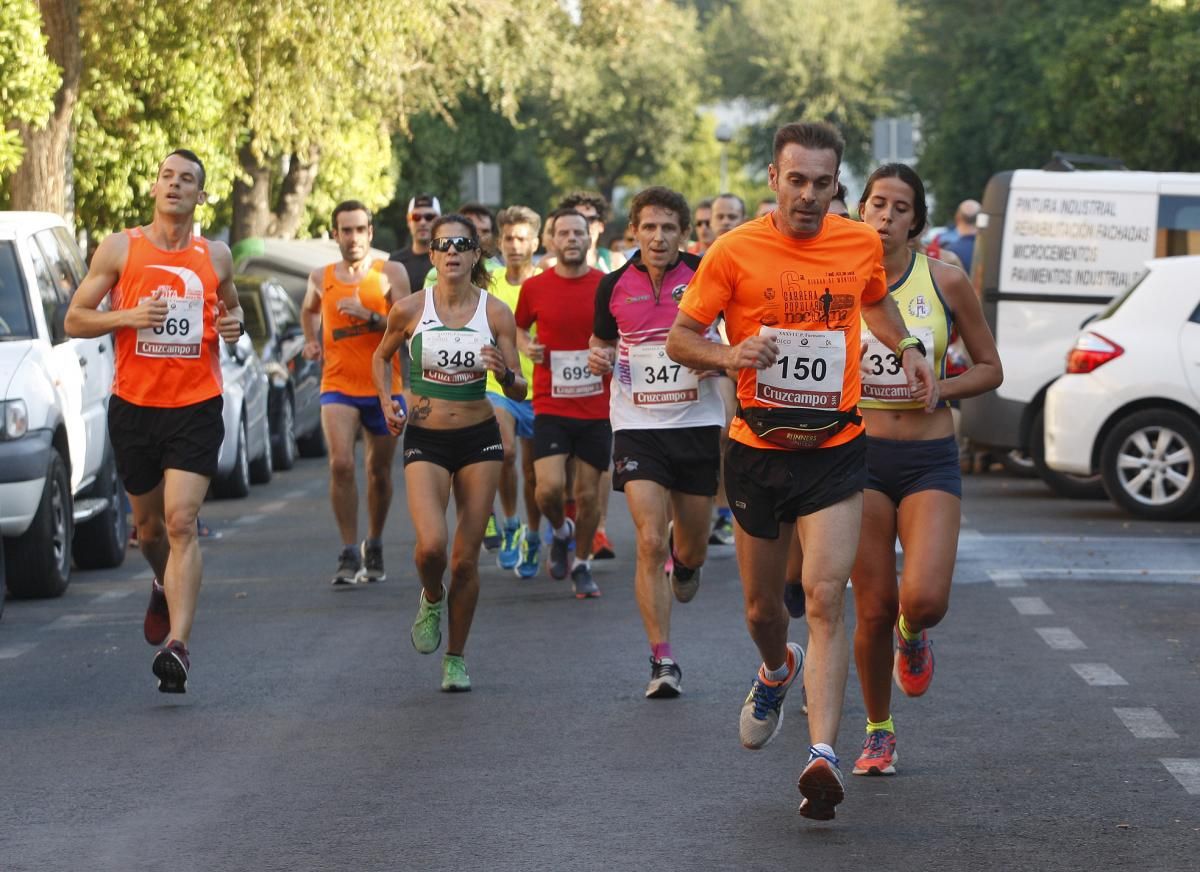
[369,312,381,327]
[501,367,516,388]
[895,335,926,359]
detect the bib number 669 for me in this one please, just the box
[153,317,190,337]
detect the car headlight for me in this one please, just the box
[1,399,29,439]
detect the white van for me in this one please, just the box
[960,164,1200,496]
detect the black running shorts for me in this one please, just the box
[612,426,721,496]
[723,435,867,539]
[532,414,612,472]
[108,394,224,495]
[402,418,504,473]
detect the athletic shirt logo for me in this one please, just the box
[908,294,931,319]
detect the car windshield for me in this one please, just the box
[235,282,270,350]
[0,241,36,340]
[1097,267,1150,320]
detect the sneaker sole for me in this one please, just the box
[798,763,845,820]
[852,750,898,776]
[645,680,681,699]
[355,569,386,583]
[671,580,699,604]
[441,684,472,693]
[152,650,188,694]
[573,590,602,599]
[515,566,539,579]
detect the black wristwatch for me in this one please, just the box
[501,367,516,388]
[369,312,381,328]
[895,335,926,359]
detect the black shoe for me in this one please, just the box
[153,640,190,694]
[646,657,682,698]
[359,540,385,583]
[332,547,361,586]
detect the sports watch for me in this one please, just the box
[895,335,926,359]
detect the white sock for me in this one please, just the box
[571,556,590,572]
[554,519,572,539]
[763,659,790,683]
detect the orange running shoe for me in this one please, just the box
[893,626,934,697]
[852,730,898,776]
[593,529,615,560]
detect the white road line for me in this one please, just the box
[1114,707,1178,739]
[959,528,985,540]
[988,570,1026,588]
[282,489,306,500]
[133,568,154,580]
[1070,663,1128,686]
[45,614,95,631]
[1010,596,1053,616]
[962,534,1200,544]
[258,500,288,513]
[1016,568,1200,577]
[1160,759,1200,795]
[0,642,38,660]
[235,514,264,525]
[1035,627,1086,650]
[93,590,133,603]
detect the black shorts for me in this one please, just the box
[108,394,224,496]
[724,435,867,539]
[532,414,612,472]
[402,418,504,473]
[612,426,721,496]
[866,434,962,504]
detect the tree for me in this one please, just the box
[0,0,60,185]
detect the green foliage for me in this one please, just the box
[302,118,397,238]
[0,0,61,178]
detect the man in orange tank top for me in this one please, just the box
[667,122,937,820]
[66,149,246,694]
[301,201,411,586]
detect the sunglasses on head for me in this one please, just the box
[410,212,438,222]
[430,236,479,253]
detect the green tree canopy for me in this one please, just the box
[0,0,60,180]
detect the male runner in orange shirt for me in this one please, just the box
[667,122,937,820]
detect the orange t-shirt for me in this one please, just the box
[110,228,223,408]
[320,259,400,396]
[678,213,887,450]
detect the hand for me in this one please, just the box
[901,348,940,412]
[216,301,244,344]
[727,335,779,371]
[381,396,407,435]
[127,290,169,330]
[526,341,545,365]
[302,340,322,361]
[336,296,373,321]
[480,343,507,378]
[588,346,615,376]
[859,340,872,379]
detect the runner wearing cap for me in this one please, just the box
[390,193,441,293]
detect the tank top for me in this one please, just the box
[111,227,223,408]
[407,289,494,401]
[859,252,952,411]
[320,259,399,396]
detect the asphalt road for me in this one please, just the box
[2,459,1198,871]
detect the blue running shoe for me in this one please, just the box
[498,520,521,570]
[516,527,541,579]
[738,642,804,750]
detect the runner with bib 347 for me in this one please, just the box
[667,122,938,821]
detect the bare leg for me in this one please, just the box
[493,405,519,520]
[405,462,452,600]
[321,404,362,547]
[669,491,713,569]
[144,469,211,645]
[534,454,569,529]
[446,461,502,654]
[363,429,399,540]
[896,491,961,631]
[734,519,793,671]
[572,459,604,559]
[519,437,541,530]
[625,481,672,645]
[130,480,169,581]
[851,490,900,724]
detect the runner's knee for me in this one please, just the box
[164,507,199,542]
[329,453,355,482]
[855,585,900,632]
[414,542,448,577]
[803,579,848,624]
[636,529,668,563]
[900,592,949,629]
[744,590,787,632]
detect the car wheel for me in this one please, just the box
[296,419,327,458]
[4,448,72,598]
[250,407,274,485]
[213,415,251,499]
[271,393,298,471]
[1001,449,1037,478]
[72,449,129,570]
[1030,408,1107,500]
[1100,408,1200,521]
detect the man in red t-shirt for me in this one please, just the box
[514,209,609,597]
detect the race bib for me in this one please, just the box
[136,293,204,358]
[421,330,487,386]
[551,349,603,398]
[628,343,698,406]
[860,327,935,401]
[754,328,846,409]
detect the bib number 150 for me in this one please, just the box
[778,356,828,381]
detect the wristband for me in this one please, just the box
[501,367,516,388]
[369,312,381,327]
[895,335,926,359]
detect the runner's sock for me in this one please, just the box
[898,613,922,642]
[571,556,591,573]
[553,520,572,539]
[761,645,795,684]
[365,537,382,549]
[810,742,836,762]
[651,642,673,662]
[867,716,895,734]
[670,551,696,582]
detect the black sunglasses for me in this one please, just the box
[430,236,479,253]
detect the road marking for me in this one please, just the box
[235,514,264,525]
[1070,663,1128,686]
[962,534,1200,545]
[258,500,287,513]
[1015,568,1200,578]
[1114,707,1178,739]
[134,568,154,580]
[959,528,985,541]
[988,570,1026,588]
[1035,627,1086,650]
[45,614,95,631]
[282,489,306,500]
[1161,759,1200,795]
[93,590,133,603]
[0,642,38,660]
[1010,596,1053,616]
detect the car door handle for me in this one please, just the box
[77,356,88,368]
[98,343,107,352]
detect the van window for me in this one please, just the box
[0,241,35,339]
[28,235,69,342]
[1157,196,1200,257]
[51,227,87,285]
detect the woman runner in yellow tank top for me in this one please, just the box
[849,164,1002,777]
[371,214,527,692]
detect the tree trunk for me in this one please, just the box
[266,146,320,239]
[231,140,272,244]
[11,0,81,217]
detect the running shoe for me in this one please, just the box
[670,561,701,604]
[331,547,361,586]
[571,562,601,599]
[441,654,472,692]
[152,640,190,694]
[798,748,846,820]
[784,582,806,618]
[483,513,501,552]
[410,587,445,654]
[738,642,804,750]
[358,540,386,583]
[894,626,934,697]
[852,729,898,776]
[646,657,682,699]
[549,518,575,580]
[709,513,735,546]
[593,529,615,560]
[143,578,170,646]
[515,527,541,579]
[498,521,521,570]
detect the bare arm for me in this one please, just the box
[301,268,323,360]
[483,297,528,401]
[373,297,417,435]
[929,260,1003,402]
[64,233,166,337]
[210,242,245,343]
[666,311,778,373]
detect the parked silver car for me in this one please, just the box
[212,334,272,499]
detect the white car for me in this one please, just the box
[211,334,272,499]
[0,212,127,599]
[1044,256,1200,520]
